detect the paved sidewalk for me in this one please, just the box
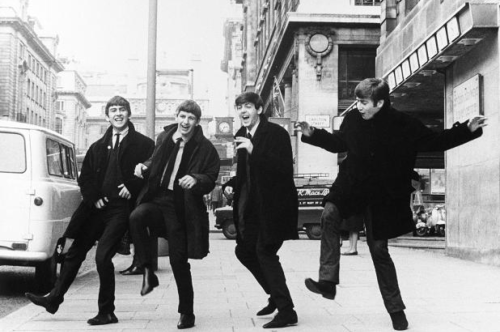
[2,233,500,332]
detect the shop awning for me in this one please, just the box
[383,3,498,95]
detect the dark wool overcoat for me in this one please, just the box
[136,124,220,259]
[232,115,299,244]
[302,104,482,240]
[64,122,155,238]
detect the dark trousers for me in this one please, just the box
[49,200,129,314]
[319,202,405,313]
[129,191,193,314]
[235,220,294,312]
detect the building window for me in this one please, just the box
[56,101,65,111]
[19,43,25,60]
[338,48,377,109]
[405,0,420,14]
[55,118,63,134]
[355,0,381,5]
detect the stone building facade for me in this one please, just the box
[55,70,91,154]
[0,0,63,130]
[236,0,381,178]
[83,70,212,154]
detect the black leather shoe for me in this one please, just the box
[87,312,118,325]
[256,297,277,316]
[262,309,298,329]
[177,313,195,329]
[120,265,144,275]
[304,278,336,300]
[390,310,408,331]
[140,267,159,296]
[25,292,59,314]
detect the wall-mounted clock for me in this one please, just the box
[218,121,231,133]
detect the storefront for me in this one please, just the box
[377,1,500,264]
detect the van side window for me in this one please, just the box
[47,139,63,177]
[63,145,77,179]
[0,132,26,173]
[46,139,77,179]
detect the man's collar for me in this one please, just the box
[247,119,261,137]
[113,126,129,136]
[173,129,192,142]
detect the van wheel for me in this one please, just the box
[305,224,322,240]
[35,255,57,293]
[222,220,237,240]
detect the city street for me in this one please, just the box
[2,230,500,332]
[0,247,97,319]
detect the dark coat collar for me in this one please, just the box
[235,114,270,138]
[98,121,138,147]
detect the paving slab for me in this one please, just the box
[2,232,500,332]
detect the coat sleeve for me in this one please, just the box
[410,118,483,152]
[189,143,221,195]
[142,132,166,178]
[122,137,155,197]
[301,114,350,153]
[78,144,102,205]
[301,128,348,153]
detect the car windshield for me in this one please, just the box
[0,132,26,173]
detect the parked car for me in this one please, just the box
[0,121,81,291]
[214,175,331,240]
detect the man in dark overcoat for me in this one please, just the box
[224,92,299,329]
[26,96,154,325]
[129,100,220,330]
[297,78,487,331]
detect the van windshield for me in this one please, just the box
[0,132,26,173]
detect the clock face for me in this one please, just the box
[218,121,230,133]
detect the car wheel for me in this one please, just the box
[415,226,427,237]
[35,255,57,293]
[437,225,445,237]
[222,220,237,240]
[305,224,322,240]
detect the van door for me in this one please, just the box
[27,138,81,254]
[0,130,31,247]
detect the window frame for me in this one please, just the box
[0,132,27,174]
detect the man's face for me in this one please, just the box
[356,97,383,120]
[176,111,199,138]
[106,105,130,131]
[235,102,262,130]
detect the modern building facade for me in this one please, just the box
[377,0,500,265]
[55,70,91,154]
[236,0,381,178]
[0,0,63,130]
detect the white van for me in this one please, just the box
[0,120,81,291]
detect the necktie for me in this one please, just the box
[113,133,120,150]
[244,132,252,185]
[160,138,182,189]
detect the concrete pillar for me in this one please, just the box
[284,82,292,118]
[295,30,337,179]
